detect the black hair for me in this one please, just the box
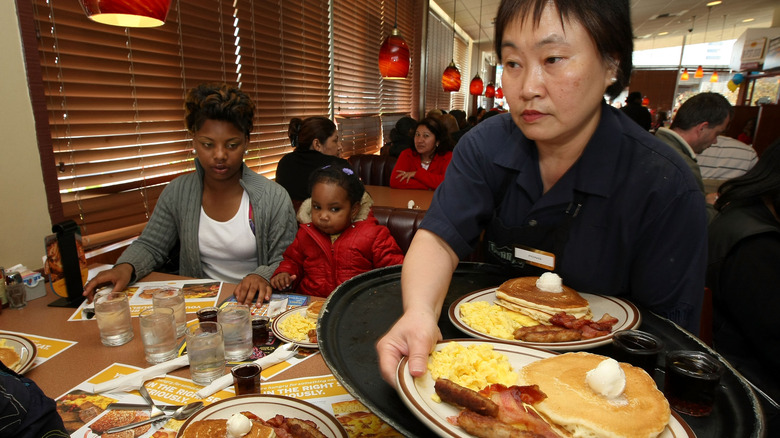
[670,92,733,131]
[494,0,632,99]
[715,137,780,214]
[184,83,254,137]
[288,116,337,151]
[308,165,365,205]
[415,116,454,155]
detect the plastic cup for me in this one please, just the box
[231,363,262,395]
[186,321,225,385]
[139,307,177,364]
[218,305,252,361]
[95,291,133,346]
[251,315,270,347]
[612,329,664,376]
[196,306,219,323]
[153,287,186,338]
[664,350,724,416]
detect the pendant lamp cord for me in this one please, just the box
[393,0,398,28]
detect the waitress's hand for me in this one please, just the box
[82,263,134,303]
[394,170,416,183]
[234,273,272,305]
[377,309,441,388]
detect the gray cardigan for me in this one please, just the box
[117,159,297,283]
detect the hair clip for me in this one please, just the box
[342,168,354,175]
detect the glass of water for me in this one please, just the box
[218,304,252,361]
[95,291,133,346]
[153,287,186,338]
[139,307,177,364]
[186,321,225,385]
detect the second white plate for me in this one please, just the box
[448,287,641,350]
[0,332,37,374]
[270,307,318,349]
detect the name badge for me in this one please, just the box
[514,245,555,270]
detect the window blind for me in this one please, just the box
[21,0,417,252]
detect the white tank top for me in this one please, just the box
[198,191,258,283]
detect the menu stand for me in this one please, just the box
[48,220,86,308]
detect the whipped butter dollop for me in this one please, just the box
[536,272,563,292]
[585,358,626,401]
[226,413,253,438]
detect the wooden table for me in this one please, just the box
[364,185,435,210]
[1,273,331,399]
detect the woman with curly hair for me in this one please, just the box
[84,83,297,305]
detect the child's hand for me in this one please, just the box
[270,273,296,291]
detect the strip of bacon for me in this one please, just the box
[455,409,550,438]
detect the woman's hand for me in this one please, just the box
[270,273,297,291]
[82,263,134,303]
[234,273,273,305]
[394,170,416,183]
[376,309,441,388]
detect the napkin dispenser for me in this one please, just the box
[47,220,87,308]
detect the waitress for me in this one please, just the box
[377,0,707,385]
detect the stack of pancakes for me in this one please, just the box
[495,276,591,324]
[518,352,670,438]
[180,419,275,438]
[0,344,21,371]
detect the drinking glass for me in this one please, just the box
[231,363,262,395]
[139,307,177,364]
[94,291,133,346]
[196,306,219,323]
[664,350,724,416]
[153,287,186,338]
[186,321,225,385]
[218,305,252,361]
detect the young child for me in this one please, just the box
[270,165,404,297]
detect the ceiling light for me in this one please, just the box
[658,32,669,36]
[706,1,722,6]
[78,0,171,27]
[378,0,410,79]
[742,18,755,23]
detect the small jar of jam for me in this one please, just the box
[251,315,270,346]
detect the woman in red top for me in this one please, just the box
[390,117,453,190]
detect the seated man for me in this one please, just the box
[0,362,69,437]
[697,135,758,180]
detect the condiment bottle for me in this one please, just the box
[0,266,7,308]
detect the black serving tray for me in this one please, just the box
[318,262,765,437]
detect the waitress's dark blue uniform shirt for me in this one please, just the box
[421,102,707,333]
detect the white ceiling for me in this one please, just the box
[433,0,779,52]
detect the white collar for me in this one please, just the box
[658,127,696,159]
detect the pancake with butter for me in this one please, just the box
[0,345,21,371]
[180,419,276,438]
[518,352,670,438]
[495,275,591,323]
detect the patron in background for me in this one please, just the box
[390,117,453,190]
[697,135,758,180]
[84,83,297,305]
[707,138,780,429]
[276,116,351,202]
[620,91,651,131]
[737,118,757,145]
[655,92,732,221]
[378,0,707,385]
[386,116,417,158]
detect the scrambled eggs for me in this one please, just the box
[278,312,316,341]
[460,301,538,339]
[428,342,517,401]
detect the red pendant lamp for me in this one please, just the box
[378,0,410,79]
[641,96,650,106]
[485,83,496,98]
[79,0,171,27]
[495,87,503,99]
[442,61,462,92]
[694,65,704,78]
[680,68,689,81]
[469,74,484,95]
[441,2,461,92]
[469,0,485,96]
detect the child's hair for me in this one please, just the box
[308,165,364,205]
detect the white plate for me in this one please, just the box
[449,287,641,350]
[396,339,694,438]
[0,332,37,374]
[176,394,347,437]
[270,307,318,349]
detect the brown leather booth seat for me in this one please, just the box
[348,154,397,186]
[372,206,425,254]
[372,206,484,261]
